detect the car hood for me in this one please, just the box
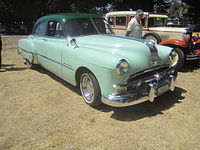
[73,34,171,71]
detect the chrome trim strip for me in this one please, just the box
[19,48,74,71]
[36,53,75,71]
[37,53,61,64]
[18,47,33,54]
[62,63,74,71]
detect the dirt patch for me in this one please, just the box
[1,35,200,150]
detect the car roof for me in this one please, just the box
[106,11,149,17]
[105,11,168,18]
[36,13,102,24]
[149,14,168,18]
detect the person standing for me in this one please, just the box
[125,9,144,39]
[0,22,2,69]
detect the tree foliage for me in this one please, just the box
[0,0,197,28]
[166,0,189,24]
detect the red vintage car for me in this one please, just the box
[159,25,200,70]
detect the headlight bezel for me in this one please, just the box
[116,59,129,75]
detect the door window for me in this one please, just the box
[148,18,166,27]
[116,17,126,26]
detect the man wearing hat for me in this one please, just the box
[125,9,144,39]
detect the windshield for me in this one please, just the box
[65,18,114,36]
[148,17,167,27]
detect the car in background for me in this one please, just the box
[18,13,178,108]
[6,21,28,35]
[159,24,200,70]
[106,11,186,43]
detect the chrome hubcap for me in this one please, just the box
[80,73,94,103]
[25,59,32,67]
[171,52,179,67]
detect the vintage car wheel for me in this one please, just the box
[143,33,161,43]
[80,72,102,107]
[172,48,185,70]
[24,58,35,69]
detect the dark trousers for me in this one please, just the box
[0,35,2,68]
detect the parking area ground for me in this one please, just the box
[0,35,200,150]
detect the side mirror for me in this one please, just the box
[70,38,79,49]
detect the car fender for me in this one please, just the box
[63,46,131,94]
[159,39,187,48]
[18,37,35,62]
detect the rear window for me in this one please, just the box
[116,17,126,26]
[148,18,166,27]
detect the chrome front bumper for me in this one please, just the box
[101,75,176,107]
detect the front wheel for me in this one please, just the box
[24,58,35,69]
[171,48,185,70]
[80,72,102,107]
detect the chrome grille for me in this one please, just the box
[126,65,170,86]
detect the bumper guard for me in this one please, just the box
[101,75,176,107]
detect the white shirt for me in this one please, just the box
[127,17,143,38]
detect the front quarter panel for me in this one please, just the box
[156,44,173,63]
[61,44,129,95]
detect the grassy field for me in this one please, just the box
[0,35,200,150]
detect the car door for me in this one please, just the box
[61,19,81,84]
[42,21,66,77]
[31,21,47,64]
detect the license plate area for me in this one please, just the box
[156,84,169,96]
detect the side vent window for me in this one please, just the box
[34,22,46,36]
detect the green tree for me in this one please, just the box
[46,0,72,13]
[167,0,189,24]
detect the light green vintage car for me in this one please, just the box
[18,13,178,107]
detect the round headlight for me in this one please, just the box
[116,59,129,75]
[169,49,179,67]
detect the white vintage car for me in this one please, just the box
[106,11,186,43]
